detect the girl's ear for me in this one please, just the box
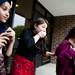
[34,24,37,29]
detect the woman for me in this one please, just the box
[11,18,48,75]
[0,0,15,75]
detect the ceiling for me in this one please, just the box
[38,0,75,16]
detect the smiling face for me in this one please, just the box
[0,1,12,23]
[34,22,47,33]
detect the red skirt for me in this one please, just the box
[10,54,35,75]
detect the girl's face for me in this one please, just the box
[0,1,11,23]
[34,22,47,33]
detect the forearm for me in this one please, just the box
[46,51,55,56]
[6,40,15,56]
[5,27,15,56]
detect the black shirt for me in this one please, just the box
[16,29,39,61]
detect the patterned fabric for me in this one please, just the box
[0,54,6,75]
[0,23,8,75]
[11,54,35,75]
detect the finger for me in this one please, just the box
[6,27,12,32]
[6,30,11,33]
[5,31,15,38]
[0,32,9,36]
[0,43,5,47]
[2,36,10,41]
[2,39,7,44]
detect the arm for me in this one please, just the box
[46,51,55,56]
[5,27,15,56]
[24,30,46,48]
[34,31,47,43]
[56,40,74,60]
[0,32,10,48]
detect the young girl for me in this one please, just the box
[0,0,15,74]
[11,18,48,75]
[47,27,75,75]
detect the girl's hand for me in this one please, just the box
[6,27,15,43]
[0,32,10,47]
[46,51,55,56]
[38,31,46,38]
[70,45,75,51]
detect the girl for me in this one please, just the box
[0,0,15,74]
[11,18,48,75]
[47,27,75,75]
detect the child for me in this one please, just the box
[11,18,48,75]
[0,0,15,74]
[47,27,75,75]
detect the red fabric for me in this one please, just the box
[11,54,35,75]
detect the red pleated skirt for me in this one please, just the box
[10,54,35,75]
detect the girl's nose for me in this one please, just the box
[43,29,46,32]
[6,11,9,18]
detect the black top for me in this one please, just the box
[0,23,8,56]
[0,23,7,33]
[16,29,40,61]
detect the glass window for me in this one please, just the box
[13,14,25,38]
[35,3,45,15]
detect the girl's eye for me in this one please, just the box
[2,6,7,11]
[3,8,7,11]
[42,26,45,28]
[2,7,10,12]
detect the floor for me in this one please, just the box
[36,63,56,75]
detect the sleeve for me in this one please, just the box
[55,41,72,65]
[23,30,35,48]
[19,30,35,49]
[55,40,74,59]
[65,48,75,59]
[61,41,75,59]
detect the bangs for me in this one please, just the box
[34,18,49,25]
[7,0,12,5]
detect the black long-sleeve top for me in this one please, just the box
[16,29,40,61]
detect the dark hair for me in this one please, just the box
[0,0,12,5]
[30,18,48,54]
[7,0,12,4]
[67,27,75,38]
[30,17,48,30]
